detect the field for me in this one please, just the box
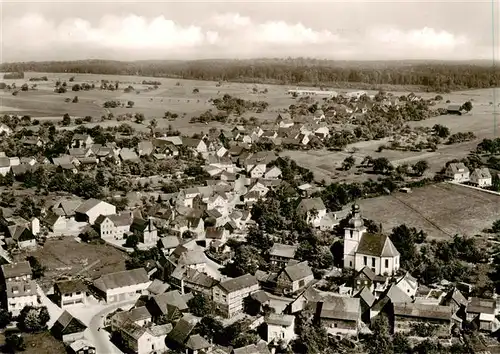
[13,238,128,289]
[357,182,500,240]
[0,331,66,354]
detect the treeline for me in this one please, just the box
[1,59,499,91]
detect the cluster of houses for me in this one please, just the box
[444,162,493,188]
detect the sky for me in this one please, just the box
[1,0,499,62]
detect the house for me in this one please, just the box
[249,164,267,179]
[75,199,116,224]
[445,163,470,183]
[296,198,327,228]
[120,148,140,162]
[51,311,87,343]
[183,138,208,154]
[393,303,454,337]
[186,334,212,354]
[95,213,132,240]
[160,236,182,256]
[467,297,499,332]
[3,224,36,249]
[6,280,38,316]
[265,313,296,344]
[394,273,419,299]
[68,339,96,354]
[146,290,189,322]
[93,268,151,303]
[1,261,32,282]
[213,274,260,318]
[343,204,400,276]
[119,320,171,354]
[352,266,390,296]
[264,166,282,179]
[171,266,218,296]
[470,168,492,187]
[276,261,314,295]
[21,136,43,147]
[232,341,272,354]
[167,313,200,348]
[137,141,154,156]
[354,287,376,323]
[447,104,463,115]
[441,287,468,314]
[54,279,87,308]
[43,213,68,235]
[71,134,94,149]
[111,306,152,331]
[317,296,361,336]
[0,157,11,176]
[269,243,297,270]
[147,279,170,296]
[0,124,12,136]
[131,218,158,247]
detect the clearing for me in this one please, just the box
[357,182,500,240]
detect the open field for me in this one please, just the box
[13,237,128,288]
[0,331,66,354]
[357,182,500,240]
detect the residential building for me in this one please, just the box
[232,341,272,354]
[131,218,159,247]
[1,261,32,283]
[265,313,296,344]
[137,141,154,156]
[95,213,132,240]
[393,303,454,337]
[269,243,298,270]
[52,311,87,343]
[0,157,10,176]
[71,134,94,149]
[146,290,189,323]
[54,279,87,308]
[68,339,96,354]
[75,199,116,224]
[296,198,327,228]
[183,138,208,155]
[43,213,68,235]
[445,163,470,183]
[352,266,390,296]
[186,334,212,354]
[317,296,361,336]
[6,280,38,316]
[467,297,499,332]
[470,168,492,187]
[93,268,152,303]
[394,273,419,299]
[111,306,152,331]
[171,266,218,296]
[213,274,260,318]
[276,261,314,295]
[343,204,400,276]
[119,320,171,354]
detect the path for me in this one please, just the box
[36,285,63,327]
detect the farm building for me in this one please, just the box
[447,104,463,115]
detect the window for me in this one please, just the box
[385,259,389,268]
[371,258,375,267]
[363,256,367,266]
[349,261,352,267]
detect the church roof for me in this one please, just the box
[356,233,400,258]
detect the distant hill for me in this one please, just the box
[0,58,498,92]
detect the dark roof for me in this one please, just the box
[357,266,376,282]
[152,290,189,313]
[467,297,496,315]
[55,279,87,294]
[269,243,297,259]
[356,233,400,257]
[94,268,150,291]
[283,261,313,282]
[319,296,361,322]
[1,261,32,279]
[394,303,452,321]
[219,274,259,293]
[186,334,211,350]
[354,287,376,307]
[167,313,199,344]
[53,311,87,335]
[296,198,326,213]
[266,313,294,327]
[447,104,462,111]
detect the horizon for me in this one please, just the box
[1,0,499,62]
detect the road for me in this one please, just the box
[87,300,136,354]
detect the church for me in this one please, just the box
[343,204,400,276]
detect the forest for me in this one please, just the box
[1,58,498,92]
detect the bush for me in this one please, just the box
[17,306,50,333]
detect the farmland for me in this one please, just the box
[357,182,500,240]
[13,237,129,290]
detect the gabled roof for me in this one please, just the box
[467,297,496,315]
[296,198,326,213]
[232,341,272,354]
[147,279,170,295]
[219,274,258,293]
[182,137,203,148]
[186,334,211,351]
[394,303,452,321]
[319,296,361,322]
[356,233,400,258]
[74,198,105,214]
[282,261,313,282]
[442,287,468,308]
[167,313,200,344]
[1,261,32,279]
[270,243,297,259]
[354,287,376,307]
[266,313,294,327]
[119,148,139,161]
[55,279,87,294]
[93,268,149,292]
[447,162,469,174]
[53,310,87,335]
[472,167,491,179]
[152,290,189,313]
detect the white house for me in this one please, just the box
[250,164,267,179]
[445,163,470,183]
[213,274,260,318]
[183,138,208,155]
[394,273,419,299]
[470,168,492,187]
[265,314,296,344]
[0,124,12,136]
[343,204,400,276]
[95,213,132,240]
[75,199,116,224]
[93,268,152,303]
[264,166,282,179]
[6,280,38,316]
[296,198,327,228]
[54,279,87,308]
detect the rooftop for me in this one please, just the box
[94,268,150,292]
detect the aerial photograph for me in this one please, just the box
[0,0,499,353]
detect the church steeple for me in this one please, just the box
[348,204,364,229]
[343,203,367,270]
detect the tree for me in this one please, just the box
[187,294,214,317]
[372,157,393,174]
[127,100,134,108]
[4,334,25,353]
[18,306,50,332]
[72,96,78,103]
[223,245,264,277]
[342,155,356,171]
[461,100,473,112]
[432,124,450,138]
[134,113,145,124]
[193,88,199,93]
[413,160,429,176]
[0,309,12,328]
[148,119,158,136]
[80,228,100,243]
[492,220,500,233]
[26,256,45,279]
[233,332,260,348]
[62,113,71,126]
[21,83,29,91]
[124,234,139,248]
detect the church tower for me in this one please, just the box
[343,204,366,269]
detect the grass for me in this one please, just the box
[357,182,500,240]
[13,237,129,290]
[0,332,66,354]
